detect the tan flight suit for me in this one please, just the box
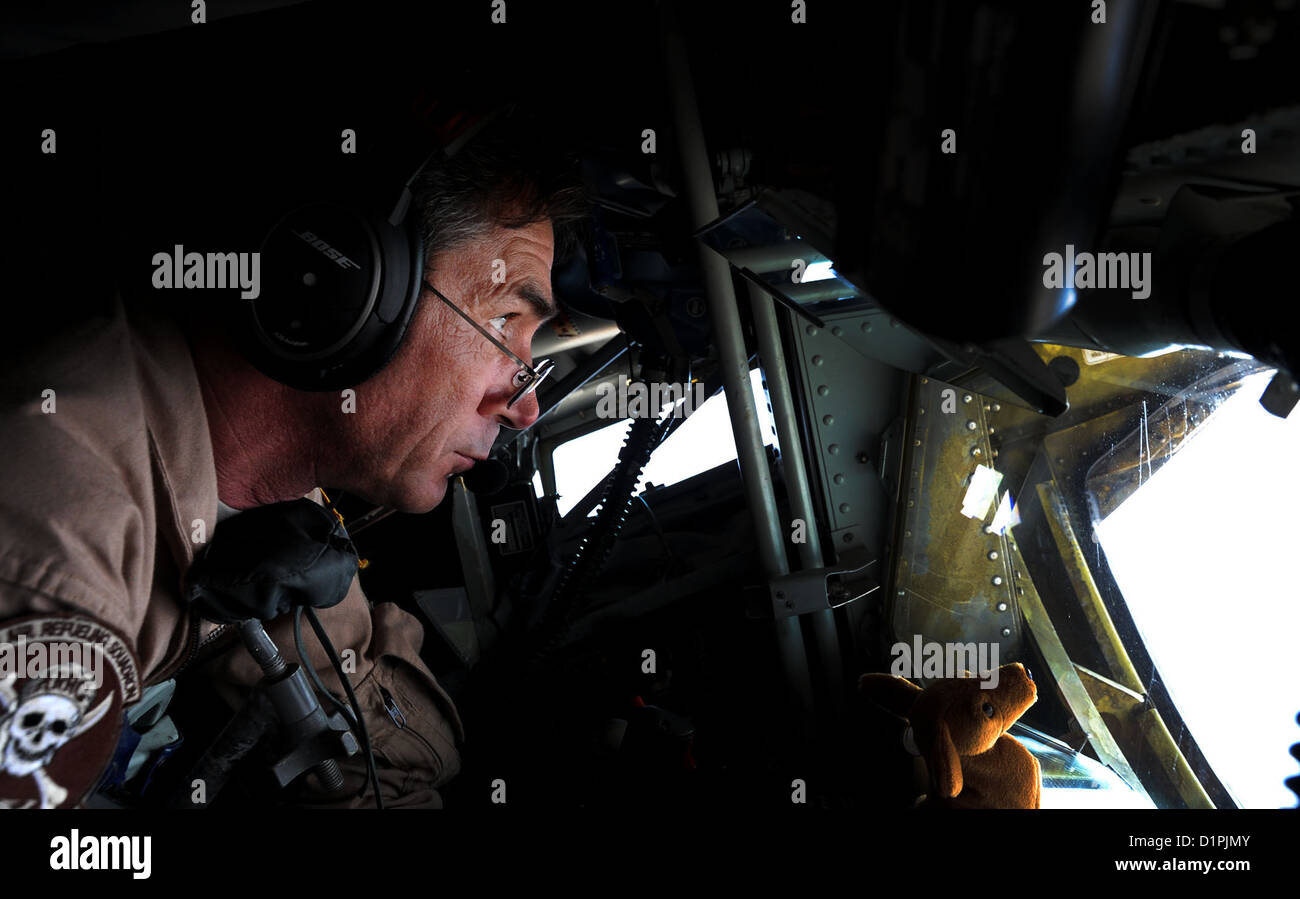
[0,297,464,807]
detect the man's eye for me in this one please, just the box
[487,316,509,334]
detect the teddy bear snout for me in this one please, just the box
[997,663,1037,717]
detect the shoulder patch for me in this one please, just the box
[0,614,140,809]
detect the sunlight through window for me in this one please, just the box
[545,369,776,517]
[1094,371,1300,808]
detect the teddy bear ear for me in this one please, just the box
[858,673,923,717]
[925,720,963,799]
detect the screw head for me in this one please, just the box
[997,602,1008,612]
[963,394,972,403]
[988,551,998,561]
[1001,627,1011,637]
[806,326,818,336]
[966,421,977,431]
[992,576,1003,586]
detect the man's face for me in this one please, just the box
[333,218,555,512]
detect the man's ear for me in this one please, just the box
[923,720,963,799]
[859,673,923,718]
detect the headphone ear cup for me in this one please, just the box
[242,201,422,391]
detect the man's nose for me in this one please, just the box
[497,386,541,431]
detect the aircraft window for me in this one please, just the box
[1092,369,1300,808]
[956,348,1287,807]
[542,368,776,516]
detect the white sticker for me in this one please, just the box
[961,465,1004,520]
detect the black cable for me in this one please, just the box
[294,606,357,727]
[636,493,675,573]
[310,490,385,807]
[529,410,673,664]
[295,604,384,809]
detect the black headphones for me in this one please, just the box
[241,104,510,391]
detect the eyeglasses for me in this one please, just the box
[422,280,554,409]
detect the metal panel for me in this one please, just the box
[789,309,920,558]
[890,376,1025,660]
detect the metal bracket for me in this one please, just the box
[769,557,880,620]
[1260,368,1300,419]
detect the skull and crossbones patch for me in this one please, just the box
[0,615,140,809]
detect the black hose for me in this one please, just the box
[168,689,276,809]
[528,411,672,664]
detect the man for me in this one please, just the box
[0,119,587,808]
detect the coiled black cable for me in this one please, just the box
[528,410,673,664]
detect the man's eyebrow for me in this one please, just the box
[518,280,559,323]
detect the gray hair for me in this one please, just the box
[411,116,589,271]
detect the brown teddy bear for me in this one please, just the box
[859,663,1041,808]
